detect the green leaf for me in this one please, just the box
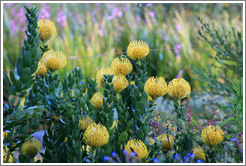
[15,110,26,120]
[219,117,234,127]
[119,131,128,144]
[10,71,17,85]
[20,68,31,83]
[15,81,23,92]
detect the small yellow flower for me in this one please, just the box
[144,76,167,99]
[167,77,191,100]
[158,134,175,153]
[96,67,114,88]
[83,123,109,148]
[110,120,118,130]
[201,125,224,147]
[130,81,135,85]
[21,138,42,158]
[90,92,103,109]
[79,116,94,130]
[111,57,133,76]
[37,63,47,77]
[3,147,14,163]
[148,95,152,102]
[113,75,129,93]
[127,40,149,60]
[39,50,67,71]
[124,139,148,160]
[38,19,57,42]
[148,137,155,145]
[192,145,206,161]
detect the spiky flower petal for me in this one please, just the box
[21,138,42,158]
[127,40,149,60]
[192,145,206,161]
[111,57,133,76]
[167,77,191,100]
[158,134,175,153]
[112,75,129,93]
[38,19,57,42]
[90,92,103,109]
[79,116,94,130]
[83,123,109,148]
[39,50,67,71]
[124,139,148,160]
[144,76,167,99]
[201,125,224,147]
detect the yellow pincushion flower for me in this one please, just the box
[112,75,129,93]
[83,123,109,148]
[124,139,148,160]
[167,77,191,100]
[90,92,103,109]
[38,19,57,42]
[21,138,42,158]
[39,50,67,71]
[192,145,206,161]
[111,57,133,76]
[201,125,224,147]
[127,40,150,60]
[144,76,167,99]
[158,134,175,153]
[96,67,114,88]
[3,147,14,163]
[79,116,94,130]
[37,62,47,77]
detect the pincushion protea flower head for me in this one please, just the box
[79,116,94,130]
[158,134,175,153]
[39,50,67,71]
[124,139,148,160]
[83,123,109,148]
[21,138,42,158]
[127,40,149,60]
[144,76,168,99]
[38,19,57,42]
[37,62,47,77]
[90,92,103,109]
[201,125,224,147]
[167,77,191,100]
[111,57,133,76]
[192,145,206,161]
[96,67,114,88]
[112,75,129,93]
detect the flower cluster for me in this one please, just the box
[90,92,103,109]
[38,50,67,72]
[110,57,133,76]
[127,40,150,60]
[21,138,42,158]
[38,19,57,42]
[144,76,167,99]
[192,145,206,161]
[201,125,224,147]
[124,139,148,160]
[167,77,191,100]
[79,116,94,130]
[83,123,109,148]
[157,134,175,153]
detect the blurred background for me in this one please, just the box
[3,3,243,99]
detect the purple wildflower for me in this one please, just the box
[57,11,67,27]
[98,29,104,37]
[39,3,50,19]
[175,24,182,34]
[176,69,183,78]
[149,10,155,18]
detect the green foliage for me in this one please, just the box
[9,6,41,97]
[220,80,243,139]
[192,17,243,96]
